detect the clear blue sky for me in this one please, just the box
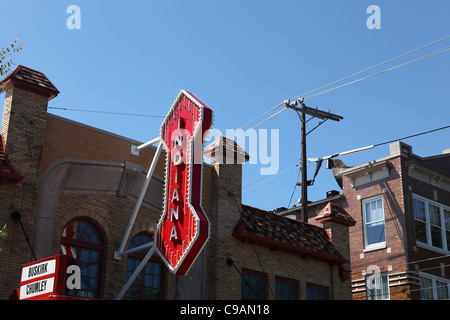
[2,0,449,212]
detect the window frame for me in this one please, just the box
[241,268,267,300]
[362,195,386,251]
[419,272,450,300]
[60,217,106,298]
[275,276,299,300]
[125,232,166,300]
[306,282,329,300]
[412,194,450,253]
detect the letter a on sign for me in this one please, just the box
[155,90,213,275]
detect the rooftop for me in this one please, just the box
[1,65,59,100]
[233,204,347,264]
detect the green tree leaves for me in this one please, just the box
[0,39,27,93]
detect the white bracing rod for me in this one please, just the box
[115,244,156,300]
[115,139,162,259]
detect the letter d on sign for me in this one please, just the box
[66,265,81,290]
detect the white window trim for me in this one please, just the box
[419,272,450,300]
[362,195,386,251]
[412,194,450,254]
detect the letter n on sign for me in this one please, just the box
[155,90,213,275]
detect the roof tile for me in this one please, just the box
[233,204,347,263]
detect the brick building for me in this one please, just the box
[339,142,450,300]
[277,142,450,300]
[0,65,354,300]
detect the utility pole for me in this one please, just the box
[284,98,343,223]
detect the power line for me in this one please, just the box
[243,124,450,192]
[236,36,450,133]
[291,35,450,101]
[304,46,450,100]
[50,37,449,134]
[374,124,450,148]
[242,161,303,192]
[48,107,165,118]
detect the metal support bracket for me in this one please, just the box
[114,137,163,299]
[115,244,156,300]
[114,137,161,261]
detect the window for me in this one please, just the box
[125,233,165,300]
[275,276,298,300]
[366,272,390,300]
[362,195,386,250]
[420,275,433,300]
[419,273,450,300]
[306,283,329,300]
[241,269,266,300]
[413,195,450,252]
[413,197,427,243]
[60,218,105,298]
[445,208,450,250]
[429,203,443,248]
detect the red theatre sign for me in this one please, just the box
[155,90,213,275]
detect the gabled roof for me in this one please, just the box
[233,204,347,264]
[1,65,59,100]
[0,134,24,184]
[315,202,356,227]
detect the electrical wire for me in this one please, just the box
[290,35,450,101]
[304,46,450,100]
[235,36,450,133]
[49,37,449,137]
[243,124,450,192]
[242,161,302,193]
[48,107,165,118]
[352,253,450,278]
[373,124,450,148]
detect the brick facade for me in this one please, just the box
[340,143,450,300]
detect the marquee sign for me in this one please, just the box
[155,90,213,275]
[20,256,59,300]
[18,255,82,300]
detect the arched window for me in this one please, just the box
[125,233,165,300]
[60,218,105,298]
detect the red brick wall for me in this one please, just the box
[342,157,412,299]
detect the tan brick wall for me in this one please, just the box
[205,162,352,300]
[40,114,165,178]
[0,87,50,299]
[52,192,173,299]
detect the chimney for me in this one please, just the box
[202,136,249,298]
[1,65,59,178]
[315,202,355,261]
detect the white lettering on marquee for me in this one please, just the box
[21,259,57,283]
[19,277,55,299]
